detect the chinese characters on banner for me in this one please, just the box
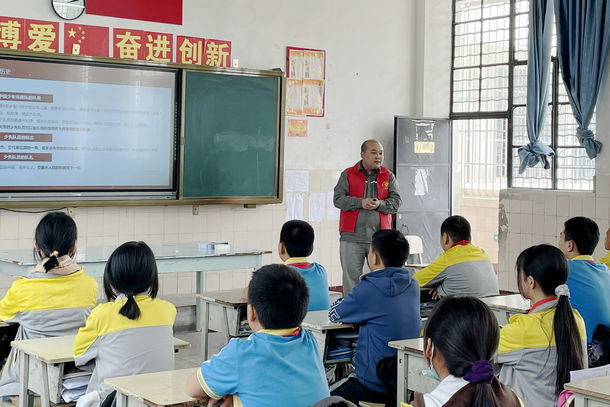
[0,16,231,67]
[286,47,325,117]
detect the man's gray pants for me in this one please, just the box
[339,241,370,296]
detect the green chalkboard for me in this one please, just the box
[181,70,283,200]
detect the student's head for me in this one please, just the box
[103,241,159,320]
[440,215,471,251]
[368,229,409,270]
[360,139,384,172]
[34,211,78,271]
[516,244,584,395]
[606,227,610,251]
[559,216,599,258]
[247,264,308,330]
[278,220,314,260]
[424,296,499,404]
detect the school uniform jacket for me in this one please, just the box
[328,266,421,393]
[566,255,610,342]
[413,242,498,298]
[498,298,587,407]
[74,295,176,399]
[0,268,98,396]
[284,258,330,311]
[600,252,610,269]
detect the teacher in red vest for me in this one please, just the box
[333,139,402,295]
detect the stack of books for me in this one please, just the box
[61,371,92,402]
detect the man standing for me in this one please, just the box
[333,140,402,295]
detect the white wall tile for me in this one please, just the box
[557,196,570,217]
[544,196,557,216]
[570,196,583,216]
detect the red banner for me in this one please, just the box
[64,23,109,57]
[143,31,173,63]
[0,16,25,50]
[112,28,144,60]
[204,39,231,68]
[177,36,205,65]
[24,19,59,53]
[86,0,182,25]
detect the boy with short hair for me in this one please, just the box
[329,229,421,405]
[413,215,499,298]
[186,264,330,407]
[279,220,330,311]
[600,227,610,269]
[559,217,610,343]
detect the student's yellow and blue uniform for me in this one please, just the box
[600,252,610,269]
[284,257,330,311]
[498,298,587,407]
[0,268,98,396]
[413,241,498,298]
[566,255,610,342]
[74,295,176,400]
[197,327,329,407]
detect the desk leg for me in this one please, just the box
[222,306,231,346]
[396,350,407,407]
[115,392,129,407]
[39,362,50,407]
[196,271,204,332]
[18,353,33,407]
[201,300,210,361]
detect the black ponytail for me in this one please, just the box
[104,241,159,320]
[516,244,584,396]
[424,296,500,407]
[34,212,77,271]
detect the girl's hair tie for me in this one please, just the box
[464,360,494,384]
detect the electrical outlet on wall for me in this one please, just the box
[67,207,75,217]
[192,205,199,215]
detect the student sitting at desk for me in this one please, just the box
[186,264,330,407]
[402,296,522,407]
[0,212,98,397]
[498,245,587,407]
[599,227,610,269]
[413,215,498,298]
[74,241,176,407]
[558,217,610,346]
[329,229,421,406]
[279,220,330,311]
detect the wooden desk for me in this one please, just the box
[105,368,200,407]
[564,375,610,407]
[0,243,270,331]
[11,335,190,407]
[196,289,249,360]
[481,294,530,325]
[388,338,437,407]
[301,310,357,364]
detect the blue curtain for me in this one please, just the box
[555,0,610,159]
[518,0,555,174]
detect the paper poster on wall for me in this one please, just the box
[286,192,304,221]
[286,46,325,117]
[287,119,307,137]
[327,190,340,220]
[309,192,325,222]
[284,170,309,192]
[414,168,430,196]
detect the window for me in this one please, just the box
[451,0,595,192]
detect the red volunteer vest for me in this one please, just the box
[339,162,392,233]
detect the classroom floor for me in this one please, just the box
[174,330,224,369]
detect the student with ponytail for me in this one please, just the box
[0,212,98,396]
[74,241,176,407]
[498,244,587,406]
[402,296,522,407]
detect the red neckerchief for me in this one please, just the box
[528,297,558,313]
[282,327,301,337]
[289,262,312,269]
[450,240,470,248]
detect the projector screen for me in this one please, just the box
[0,56,179,199]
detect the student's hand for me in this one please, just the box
[430,286,439,300]
[362,198,380,210]
[208,396,233,407]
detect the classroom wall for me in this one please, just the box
[0,1,432,297]
[498,54,610,291]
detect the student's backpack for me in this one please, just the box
[589,324,610,367]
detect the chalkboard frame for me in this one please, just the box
[178,68,285,205]
[0,49,285,207]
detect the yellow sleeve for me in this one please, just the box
[0,279,24,321]
[599,252,610,269]
[413,254,449,287]
[498,315,526,355]
[73,304,102,358]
